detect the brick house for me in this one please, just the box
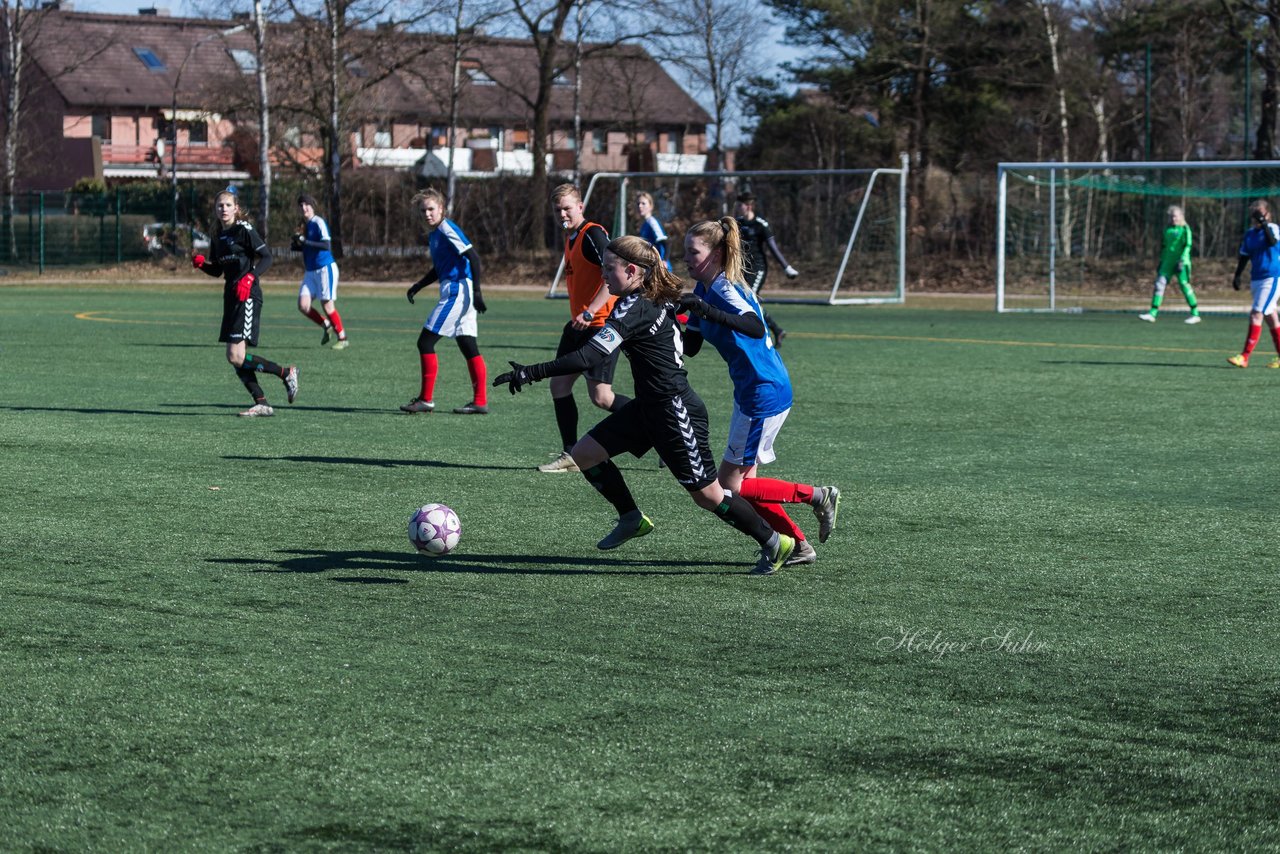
[12,8,712,192]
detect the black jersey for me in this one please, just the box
[209,221,272,284]
[736,215,775,277]
[587,291,688,401]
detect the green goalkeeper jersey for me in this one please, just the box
[1158,223,1192,277]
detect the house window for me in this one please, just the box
[133,47,166,72]
[463,60,495,85]
[373,125,392,148]
[431,125,448,148]
[511,128,529,151]
[592,131,607,154]
[553,73,571,87]
[186,120,208,145]
[666,131,682,154]
[91,115,111,140]
[282,126,301,146]
[228,48,257,74]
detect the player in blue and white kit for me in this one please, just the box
[634,192,670,270]
[402,188,489,414]
[292,194,348,349]
[680,217,840,565]
[1228,199,1280,368]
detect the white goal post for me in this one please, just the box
[547,159,909,305]
[997,159,1280,313]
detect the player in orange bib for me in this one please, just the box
[536,184,631,472]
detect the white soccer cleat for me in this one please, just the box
[1185,315,1201,325]
[1138,313,1156,322]
[238,403,274,417]
[537,451,580,473]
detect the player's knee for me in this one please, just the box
[588,387,613,410]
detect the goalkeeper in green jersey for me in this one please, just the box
[1139,205,1201,324]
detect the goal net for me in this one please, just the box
[549,162,908,305]
[997,159,1280,312]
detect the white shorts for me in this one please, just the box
[723,403,790,467]
[425,278,479,338]
[1251,276,1280,314]
[300,263,339,302]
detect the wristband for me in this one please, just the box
[580,309,593,320]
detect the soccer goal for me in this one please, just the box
[548,159,909,305]
[997,159,1280,313]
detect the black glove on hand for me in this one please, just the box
[290,233,305,251]
[406,285,419,304]
[678,293,708,318]
[1233,275,1243,291]
[474,292,488,313]
[493,361,540,394]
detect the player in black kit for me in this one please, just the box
[494,235,797,575]
[735,192,798,346]
[194,189,298,417]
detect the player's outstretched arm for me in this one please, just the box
[493,345,606,393]
[679,293,766,338]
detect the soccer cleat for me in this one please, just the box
[1228,354,1249,369]
[784,539,817,566]
[331,338,349,350]
[537,451,580,473]
[452,401,489,414]
[1138,312,1156,322]
[752,534,796,575]
[1269,358,1280,370]
[400,398,435,413]
[811,485,841,544]
[1184,315,1201,325]
[597,511,654,550]
[283,366,299,403]
[238,402,274,417]
[320,326,332,345]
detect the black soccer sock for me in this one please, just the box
[243,354,285,378]
[712,492,776,547]
[553,395,579,452]
[235,367,267,403]
[608,394,632,412]
[582,461,638,516]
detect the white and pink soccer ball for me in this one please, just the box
[408,504,461,556]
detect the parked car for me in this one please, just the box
[143,222,211,255]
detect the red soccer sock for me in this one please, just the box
[1243,323,1263,358]
[1269,324,1280,355]
[737,476,815,505]
[328,308,345,338]
[419,353,438,401]
[305,307,329,328]
[748,499,805,540]
[466,355,488,406]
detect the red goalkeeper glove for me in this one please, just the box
[192,254,206,269]
[235,272,255,301]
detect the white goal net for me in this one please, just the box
[549,161,908,305]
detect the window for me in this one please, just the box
[373,128,392,148]
[553,73,571,87]
[592,132,607,155]
[91,115,111,140]
[186,120,208,145]
[431,125,448,148]
[666,131,682,154]
[133,47,166,72]
[511,128,529,151]
[463,60,495,85]
[227,48,257,74]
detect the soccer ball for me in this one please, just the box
[408,503,461,556]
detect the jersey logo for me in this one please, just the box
[591,324,623,353]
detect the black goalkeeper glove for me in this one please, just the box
[474,291,487,313]
[493,360,541,394]
[406,285,420,304]
[290,233,305,251]
[1233,275,1243,291]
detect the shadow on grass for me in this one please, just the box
[211,548,738,578]
[1040,359,1225,369]
[169,403,393,414]
[223,454,528,471]
[3,404,209,417]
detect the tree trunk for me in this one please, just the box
[3,1,24,261]
[254,0,271,240]
[327,0,344,257]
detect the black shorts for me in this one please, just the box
[746,265,767,295]
[219,285,262,346]
[558,322,619,385]
[588,390,718,491]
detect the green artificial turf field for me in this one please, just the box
[2,283,1277,851]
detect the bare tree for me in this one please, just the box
[652,0,769,168]
[253,0,272,237]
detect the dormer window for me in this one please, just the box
[228,48,257,73]
[462,61,494,85]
